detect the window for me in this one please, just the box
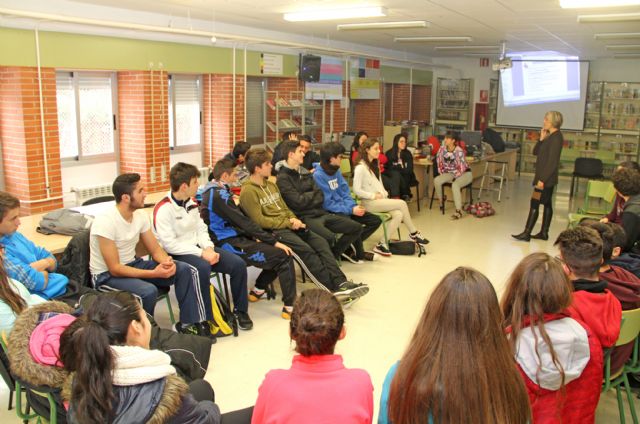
[168,75,202,150]
[56,71,117,161]
[246,77,266,145]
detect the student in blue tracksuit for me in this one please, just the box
[313,142,381,263]
[0,192,68,299]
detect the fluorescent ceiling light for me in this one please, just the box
[284,6,387,22]
[606,44,640,51]
[561,0,640,8]
[595,32,640,40]
[434,45,500,51]
[463,53,501,57]
[394,36,472,43]
[338,21,428,30]
[577,12,640,23]
[614,53,640,58]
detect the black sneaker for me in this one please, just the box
[362,251,379,261]
[248,289,267,302]
[372,243,392,257]
[341,252,364,264]
[197,322,218,343]
[234,311,254,331]
[174,322,200,336]
[410,231,430,245]
[334,281,369,299]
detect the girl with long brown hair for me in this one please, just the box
[379,267,530,424]
[0,245,45,334]
[501,252,604,424]
[353,138,428,256]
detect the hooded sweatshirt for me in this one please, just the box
[610,252,640,279]
[313,162,357,215]
[567,279,622,348]
[238,178,296,230]
[513,313,603,424]
[621,193,640,252]
[276,161,325,218]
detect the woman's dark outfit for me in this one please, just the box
[513,130,563,241]
[385,147,417,200]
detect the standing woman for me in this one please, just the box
[378,267,531,424]
[385,132,418,201]
[433,131,473,220]
[513,111,564,241]
[353,138,428,256]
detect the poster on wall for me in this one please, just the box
[349,57,381,99]
[260,53,283,75]
[305,56,344,100]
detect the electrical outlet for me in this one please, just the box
[150,166,156,183]
[161,164,167,182]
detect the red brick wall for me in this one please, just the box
[0,66,63,215]
[352,83,383,138]
[411,85,432,122]
[203,74,246,167]
[390,83,411,121]
[118,70,170,193]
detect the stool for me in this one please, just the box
[429,179,473,214]
[478,160,508,202]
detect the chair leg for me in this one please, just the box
[616,385,627,424]
[570,175,576,198]
[415,182,420,212]
[429,187,436,210]
[8,389,12,411]
[622,374,638,424]
[478,162,489,199]
[440,185,446,215]
[164,296,176,325]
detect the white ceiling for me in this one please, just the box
[1,0,640,61]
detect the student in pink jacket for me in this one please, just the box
[252,289,373,424]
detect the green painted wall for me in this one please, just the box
[0,27,430,84]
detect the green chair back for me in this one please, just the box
[578,180,615,215]
[616,308,640,347]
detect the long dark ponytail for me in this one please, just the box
[0,249,27,315]
[60,292,142,424]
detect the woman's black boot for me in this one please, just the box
[511,208,539,242]
[531,206,552,240]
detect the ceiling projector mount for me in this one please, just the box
[492,40,512,71]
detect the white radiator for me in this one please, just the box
[199,166,211,186]
[71,184,113,206]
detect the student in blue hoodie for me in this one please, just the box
[0,192,68,299]
[313,142,382,263]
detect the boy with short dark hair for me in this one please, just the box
[611,166,640,252]
[276,141,363,261]
[219,141,251,185]
[554,226,622,349]
[240,148,369,301]
[298,135,320,171]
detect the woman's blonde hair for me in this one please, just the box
[545,111,563,129]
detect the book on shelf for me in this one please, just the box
[266,99,276,110]
[276,98,289,107]
[288,99,302,107]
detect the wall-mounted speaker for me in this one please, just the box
[299,54,321,82]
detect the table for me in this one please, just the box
[18,191,168,255]
[414,149,518,206]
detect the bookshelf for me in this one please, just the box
[263,90,325,148]
[434,78,472,133]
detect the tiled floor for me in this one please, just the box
[0,175,638,422]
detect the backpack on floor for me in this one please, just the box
[389,241,426,257]
[209,285,238,337]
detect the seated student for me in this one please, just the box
[384,132,418,201]
[501,252,603,424]
[239,148,369,301]
[221,141,251,186]
[298,135,320,171]
[90,173,213,338]
[201,159,297,320]
[0,192,68,299]
[353,138,428,256]
[433,131,472,220]
[601,161,640,225]
[252,289,373,424]
[609,221,640,278]
[313,142,381,263]
[276,141,362,261]
[611,166,640,252]
[350,131,394,195]
[153,162,253,331]
[554,226,622,349]
[270,131,298,174]
[0,246,46,335]
[379,267,530,424]
[59,292,221,424]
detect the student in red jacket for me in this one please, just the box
[252,289,373,424]
[554,226,622,349]
[502,252,604,424]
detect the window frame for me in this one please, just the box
[168,74,203,154]
[57,70,119,165]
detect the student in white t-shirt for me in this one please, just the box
[89,173,214,338]
[153,162,253,331]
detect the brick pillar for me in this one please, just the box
[0,66,63,215]
[353,83,383,138]
[202,74,246,168]
[390,84,411,121]
[118,70,170,193]
[411,85,432,121]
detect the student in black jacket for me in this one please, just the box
[512,111,564,242]
[385,132,417,201]
[276,141,363,260]
[299,135,321,171]
[611,166,640,253]
[200,159,297,319]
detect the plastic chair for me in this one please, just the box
[602,308,640,424]
[81,195,115,206]
[156,287,176,325]
[567,180,616,228]
[570,158,605,198]
[340,155,352,183]
[370,212,401,246]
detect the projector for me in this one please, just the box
[492,58,512,71]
